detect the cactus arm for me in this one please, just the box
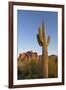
[38,27,44,43]
[47,36,51,45]
[37,34,43,46]
[42,22,47,43]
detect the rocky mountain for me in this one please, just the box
[18,51,39,61]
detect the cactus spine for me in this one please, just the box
[37,22,50,78]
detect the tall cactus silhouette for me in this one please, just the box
[37,22,51,78]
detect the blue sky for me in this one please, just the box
[17,10,58,56]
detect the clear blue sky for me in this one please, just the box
[17,10,58,56]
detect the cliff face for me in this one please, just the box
[18,51,39,61]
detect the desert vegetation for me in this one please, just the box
[17,53,58,80]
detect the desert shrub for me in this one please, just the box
[17,56,58,79]
[17,59,43,79]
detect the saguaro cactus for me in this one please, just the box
[37,22,51,78]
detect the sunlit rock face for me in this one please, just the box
[18,51,39,61]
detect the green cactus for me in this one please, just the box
[37,22,51,78]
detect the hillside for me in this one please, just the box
[48,55,58,78]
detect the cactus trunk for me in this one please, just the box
[42,47,48,78]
